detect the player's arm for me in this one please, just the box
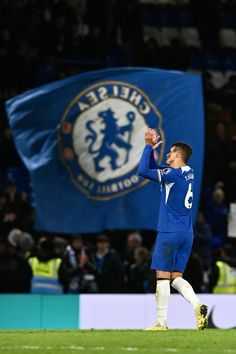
[137,144,160,181]
[137,129,163,181]
[158,167,178,182]
[149,148,158,169]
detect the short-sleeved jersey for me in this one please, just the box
[156,166,194,232]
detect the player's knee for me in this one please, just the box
[170,271,183,282]
[156,270,171,280]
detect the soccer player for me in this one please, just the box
[137,128,208,330]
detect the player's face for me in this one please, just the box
[166,147,177,165]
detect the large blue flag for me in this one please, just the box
[6,68,204,233]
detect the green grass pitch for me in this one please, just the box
[0,329,236,354]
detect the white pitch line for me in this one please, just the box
[0,345,180,352]
[121,348,138,351]
[0,346,42,350]
[0,346,85,351]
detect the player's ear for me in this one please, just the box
[175,150,180,158]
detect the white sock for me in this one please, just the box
[155,279,170,326]
[171,277,200,310]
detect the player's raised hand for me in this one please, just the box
[144,128,155,145]
[145,128,163,149]
[152,130,163,150]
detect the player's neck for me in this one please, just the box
[170,160,186,168]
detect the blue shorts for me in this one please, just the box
[151,232,193,272]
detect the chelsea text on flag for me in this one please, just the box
[6,68,204,233]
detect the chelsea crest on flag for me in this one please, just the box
[5,68,204,233]
[59,81,164,200]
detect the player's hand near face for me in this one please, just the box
[144,128,157,145]
[144,128,163,150]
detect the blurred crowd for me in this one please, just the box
[1,223,235,295]
[1,0,236,294]
[0,229,157,294]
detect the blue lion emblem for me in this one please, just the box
[85,108,135,172]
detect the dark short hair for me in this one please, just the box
[71,234,82,242]
[96,234,109,243]
[171,142,192,163]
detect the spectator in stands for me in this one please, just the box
[123,232,143,270]
[204,188,228,248]
[128,246,155,293]
[0,235,32,293]
[18,232,35,259]
[0,182,33,235]
[7,228,22,249]
[193,212,213,270]
[28,237,65,294]
[5,181,18,203]
[63,234,97,293]
[95,234,125,293]
[210,244,236,293]
[205,122,229,184]
[122,232,143,289]
[53,236,68,258]
[7,228,35,258]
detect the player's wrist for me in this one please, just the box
[145,143,153,148]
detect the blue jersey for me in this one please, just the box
[157,166,194,232]
[137,145,194,233]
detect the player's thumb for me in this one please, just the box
[152,141,163,150]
